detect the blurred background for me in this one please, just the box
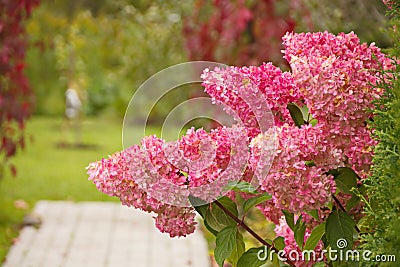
[25,0,391,119]
[0,0,391,263]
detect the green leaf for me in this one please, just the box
[188,196,219,236]
[306,209,319,220]
[264,238,273,245]
[310,118,318,126]
[293,214,302,229]
[282,210,295,231]
[179,170,188,177]
[305,160,316,167]
[243,193,272,214]
[225,181,259,194]
[346,195,361,210]
[326,210,356,251]
[321,234,329,248]
[205,197,238,232]
[326,168,340,177]
[312,262,327,267]
[237,247,267,267]
[204,218,219,236]
[299,105,319,126]
[215,226,238,267]
[358,184,367,194]
[304,222,326,251]
[217,196,238,224]
[188,195,208,217]
[273,253,284,266]
[334,168,358,194]
[299,104,310,121]
[287,103,305,127]
[228,231,245,267]
[218,196,239,217]
[294,216,306,249]
[273,236,286,250]
[330,259,358,267]
[279,262,291,267]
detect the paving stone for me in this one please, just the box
[2,201,210,267]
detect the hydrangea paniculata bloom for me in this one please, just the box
[201,63,299,137]
[87,126,249,236]
[283,31,393,176]
[88,31,392,248]
[382,0,394,9]
[250,124,341,213]
[87,146,196,237]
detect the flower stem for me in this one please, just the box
[214,200,296,267]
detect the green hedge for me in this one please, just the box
[361,3,400,266]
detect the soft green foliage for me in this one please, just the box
[205,197,238,232]
[326,210,356,251]
[25,1,191,117]
[194,192,287,266]
[227,181,259,194]
[333,168,358,195]
[242,193,271,214]
[287,103,305,128]
[237,246,267,267]
[214,226,240,267]
[299,0,391,48]
[293,216,306,249]
[360,4,400,265]
[304,222,326,251]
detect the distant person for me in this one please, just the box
[61,85,83,146]
[65,87,82,120]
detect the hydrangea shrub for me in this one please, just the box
[87,31,392,266]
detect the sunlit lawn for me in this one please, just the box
[0,116,140,262]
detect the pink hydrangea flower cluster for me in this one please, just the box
[202,62,300,138]
[250,124,343,215]
[87,126,248,236]
[201,32,391,216]
[88,32,392,243]
[382,0,394,9]
[282,31,392,176]
[87,146,196,237]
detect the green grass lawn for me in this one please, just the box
[0,116,140,262]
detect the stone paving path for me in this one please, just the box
[2,201,210,267]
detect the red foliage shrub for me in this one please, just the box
[183,0,310,66]
[0,0,39,176]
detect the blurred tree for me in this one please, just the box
[25,0,192,117]
[183,0,310,67]
[25,5,68,116]
[0,0,39,177]
[183,0,391,68]
[299,0,391,48]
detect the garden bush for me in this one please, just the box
[0,0,39,177]
[88,30,394,266]
[360,1,400,265]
